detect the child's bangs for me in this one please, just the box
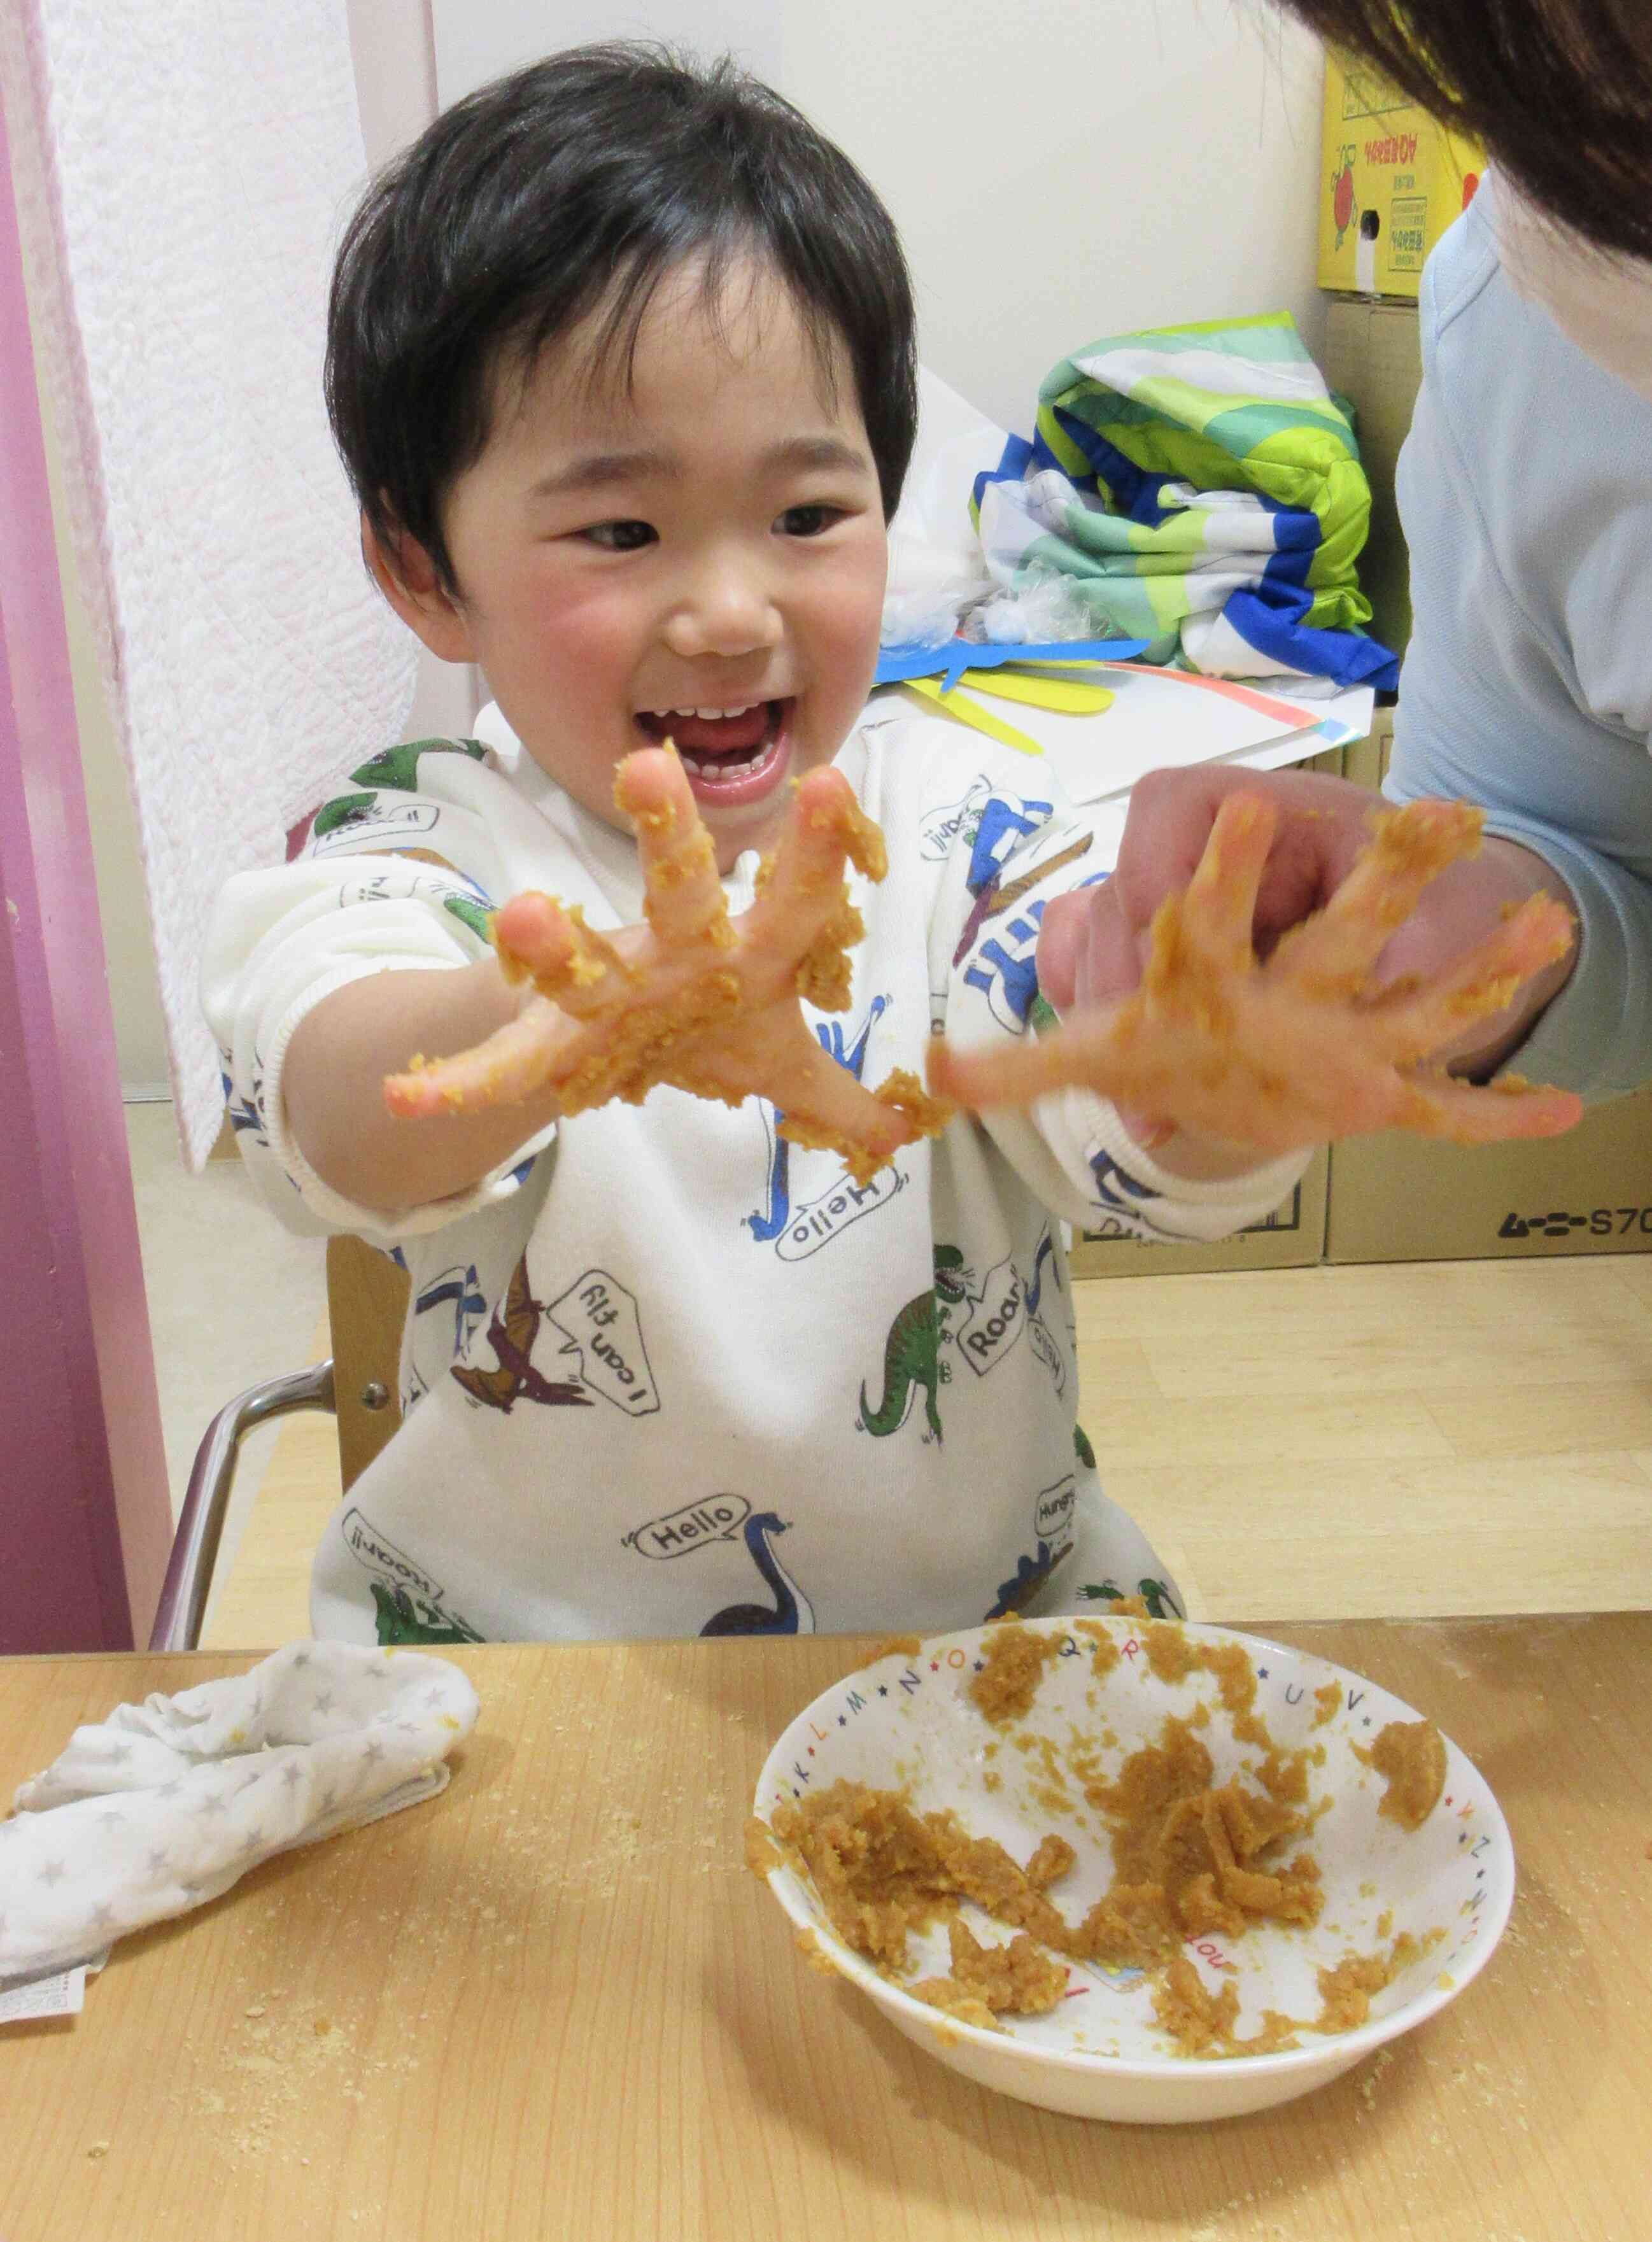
[512,232,847,421]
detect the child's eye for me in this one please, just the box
[581,519,656,552]
[777,504,844,539]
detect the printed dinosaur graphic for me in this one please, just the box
[310,790,378,841]
[348,737,488,793]
[451,1254,593,1414]
[415,1264,488,1362]
[1025,1230,1059,1318]
[858,1245,968,1442]
[952,829,1093,968]
[987,1539,1066,1620]
[747,997,889,1243]
[220,1068,264,1141]
[1079,1576,1183,1621]
[371,1582,483,1646]
[700,1512,815,1635]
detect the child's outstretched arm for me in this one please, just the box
[282,952,554,1215]
[928,790,1583,1159]
[379,747,950,1183]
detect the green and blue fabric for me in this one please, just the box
[972,313,1397,691]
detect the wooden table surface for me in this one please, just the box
[1,1617,1647,2242]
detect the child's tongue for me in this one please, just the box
[666,705,770,756]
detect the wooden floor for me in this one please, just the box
[202,1252,1652,1648]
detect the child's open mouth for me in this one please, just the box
[634,698,791,805]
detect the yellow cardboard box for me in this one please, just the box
[1319,51,1482,298]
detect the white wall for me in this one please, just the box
[434,0,1328,432]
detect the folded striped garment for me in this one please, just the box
[972,312,1398,691]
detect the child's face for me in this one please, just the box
[399,263,889,872]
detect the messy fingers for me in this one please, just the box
[928,1009,1137,1115]
[1361,891,1578,1062]
[1174,791,1276,973]
[1271,798,1484,992]
[1386,1069,1585,1145]
[493,892,634,1020]
[744,767,887,1004]
[615,745,735,949]
[773,1032,950,1187]
[383,994,570,1117]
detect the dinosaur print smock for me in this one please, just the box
[202,707,1308,1643]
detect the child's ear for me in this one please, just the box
[362,514,476,664]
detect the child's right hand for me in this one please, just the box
[928,787,1584,1157]
[383,747,950,1185]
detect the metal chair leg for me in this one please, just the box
[148,1361,337,1653]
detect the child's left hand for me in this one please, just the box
[928,791,1584,1156]
[383,747,950,1183]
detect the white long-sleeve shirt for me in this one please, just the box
[202,703,1303,1644]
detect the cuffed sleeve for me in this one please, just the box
[933,745,1310,1240]
[200,747,556,1240]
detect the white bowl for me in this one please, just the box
[752,1616,1512,2124]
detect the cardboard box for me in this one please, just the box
[1319,52,1482,299]
[1332,707,1652,1266]
[1069,1147,1329,1280]
[1341,703,1392,794]
[1327,1088,1652,1263]
[1324,299,1421,658]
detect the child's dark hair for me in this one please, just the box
[326,43,918,592]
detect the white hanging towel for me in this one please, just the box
[1,0,418,1165]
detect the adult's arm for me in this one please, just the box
[1387,176,1652,1102]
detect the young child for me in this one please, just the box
[202,46,1573,1647]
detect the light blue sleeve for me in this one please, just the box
[1388,180,1652,1102]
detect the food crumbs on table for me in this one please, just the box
[968,1623,1062,1722]
[1358,2045,1396,2108]
[1354,1718,1448,1830]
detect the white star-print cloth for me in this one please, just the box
[0,1644,478,1983]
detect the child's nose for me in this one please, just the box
[662,554,781,659]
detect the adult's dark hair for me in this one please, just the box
[326,43,917,591]
[1280,2,1652,263]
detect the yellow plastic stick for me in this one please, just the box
[900,675,1045,756]
[954,666,1115,715]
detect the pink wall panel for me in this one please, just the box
[0,83,171,1652]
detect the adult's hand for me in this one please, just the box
[1036,763,1580,1080]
